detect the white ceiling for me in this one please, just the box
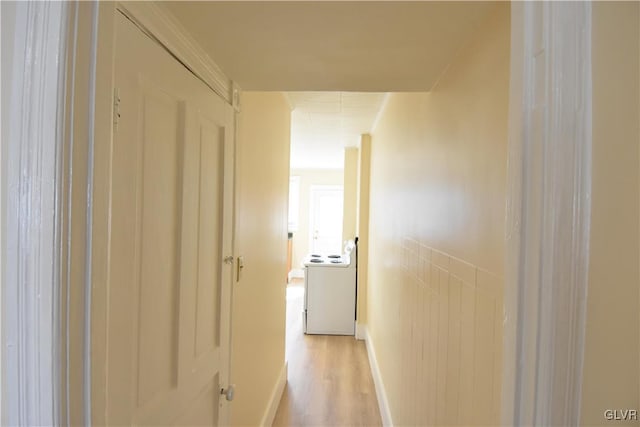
[162,1,497,91]
[287,92,387,169]
[161,1,497,169]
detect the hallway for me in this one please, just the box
[272,280,381,427]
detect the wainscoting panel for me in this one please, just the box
[372,237,503,426]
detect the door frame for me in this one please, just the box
[1,2,69,425]
[308,184,344,255]
[502,2,592,425]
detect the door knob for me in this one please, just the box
[221,384,235,401]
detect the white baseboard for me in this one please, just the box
[260,362,288,427]
[363,327,393,427]
[355,322,366,340]
[288,269,304,281]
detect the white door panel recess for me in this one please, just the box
[106,12,234,425]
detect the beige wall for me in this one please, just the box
[366,4,509,426]
[232,92,291,426]
[343,148,358,243]
[581,3,640,425]
[356,136,371,326]
[289,168,343,270]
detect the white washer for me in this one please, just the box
[303,241,357,335]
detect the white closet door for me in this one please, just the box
[105,12,235,426]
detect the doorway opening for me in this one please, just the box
[309,185,344,255]
[274,91,384,425]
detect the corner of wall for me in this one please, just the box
[343,147,359,243]
[356,134,371,326]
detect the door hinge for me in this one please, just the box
[236,256,244,282]
[113,88,121,130]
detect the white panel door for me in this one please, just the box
[309,186,344,254]
[106,13,234,426]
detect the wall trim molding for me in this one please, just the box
[115,1,235,105]
[502,2,592,425]
[363,327,393,427]
[260,362,288,427]
[2,1,69,425]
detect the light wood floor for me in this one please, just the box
[272,279,382,427]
